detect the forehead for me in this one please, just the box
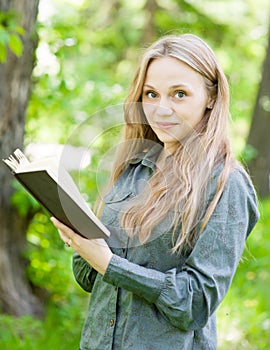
[144,57,205,87]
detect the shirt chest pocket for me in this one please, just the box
[101,189,134,227]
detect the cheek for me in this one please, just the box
[142,102,156,121]
[179,102,206,125]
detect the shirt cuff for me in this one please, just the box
[103,254,166,303]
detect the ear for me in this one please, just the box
[206,97,215,109]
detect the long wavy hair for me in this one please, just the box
[98,34,235,253]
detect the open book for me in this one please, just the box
[2,149,110,240]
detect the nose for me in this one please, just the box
[156,97,173,117]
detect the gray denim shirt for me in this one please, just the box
[73,146,259,350]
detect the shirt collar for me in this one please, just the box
[129,143,163,171]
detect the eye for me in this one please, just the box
[145,91,157,99]
[174,91,185,99]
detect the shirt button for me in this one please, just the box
[109,319,115,327]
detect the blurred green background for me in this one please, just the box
[0,0,270,349]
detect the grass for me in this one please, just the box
[0,199,269,349]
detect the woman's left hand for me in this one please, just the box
[50,217,113,275]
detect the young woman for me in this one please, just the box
[51,34,259,349]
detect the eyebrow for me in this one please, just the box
[143,83,192,90]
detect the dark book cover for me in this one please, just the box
[15,170,110,240]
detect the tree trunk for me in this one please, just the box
[142,0,159,46]
[246,24,270,198]
[0,0,43,316]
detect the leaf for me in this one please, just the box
[0,43,7,62]
[15,26,25,35]
[0,27,9,44]
[8,33,23,57]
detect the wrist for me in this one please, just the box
[92,251,113,276]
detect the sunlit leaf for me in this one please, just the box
[8,33,23,57]
[0,43,7,62]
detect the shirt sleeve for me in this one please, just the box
[103,167,260,331]
[72,251,98,292]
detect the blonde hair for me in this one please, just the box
[100,34,235,253]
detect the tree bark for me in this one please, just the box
[142,0,159,46]
[0,0,43,316]
[246,24,270,198]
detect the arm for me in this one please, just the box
[103,168,259,331]
[72,252,98,292]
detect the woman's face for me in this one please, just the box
[142,56,211,153]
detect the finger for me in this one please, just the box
[58,228,68,242]
[50,217,73,235]
[55,227,72,248]
[50,218,73,245]
[50,217,84,249]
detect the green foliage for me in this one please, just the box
[0,210,89,349]
[10,181,40,218]
[239,143,259,163]
[0,10,24,62]
[26,211,76,296]
[0,296,87,349]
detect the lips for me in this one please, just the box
[155,122,178,130]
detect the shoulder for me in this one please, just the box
[218,162,260,235]
[225,162,258,200]
[210,161,257,197]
